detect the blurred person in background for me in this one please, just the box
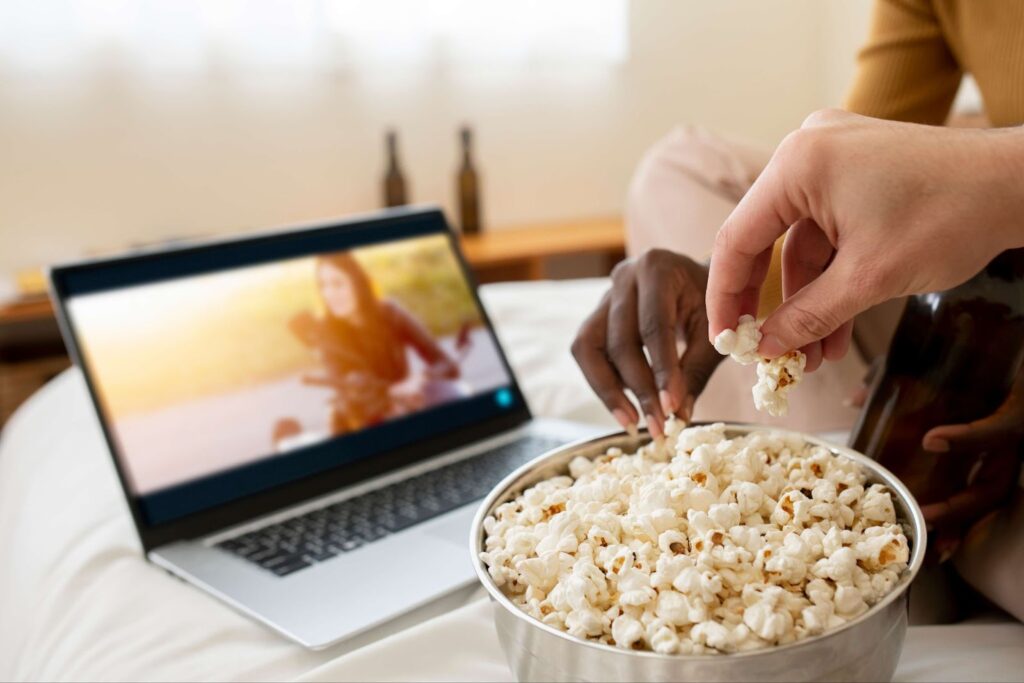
[573,0,1024,622]
[276,252,464,443]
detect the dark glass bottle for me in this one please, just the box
[383,129,407,208]
[457,126,481,235]
[849,248,1024,507]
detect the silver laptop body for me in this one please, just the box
[49,207,603,649]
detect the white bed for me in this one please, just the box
[1,278,1021,681]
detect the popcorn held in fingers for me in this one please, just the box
[713,315,806,417]
[753,351,806,417]
[480,421,910,655]
[712,314,762,365]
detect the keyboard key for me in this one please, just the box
[259,552,297,569]
[339,538,364,552]
[303,547,337,563]
[247,547,281,563]
[272,559,311,577]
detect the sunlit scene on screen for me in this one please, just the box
[67,234,510,495]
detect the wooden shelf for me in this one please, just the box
[0,295,63,362]
[0,295,53,323]
[461,216,625,282]
[1,355,70,425]
[0,296,68,425]
[461,217,624,266]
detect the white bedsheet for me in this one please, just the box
[1,278,1020,681]
[294,599,1024,683]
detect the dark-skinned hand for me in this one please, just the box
[571,249,723,438]
[919,365,1024,561]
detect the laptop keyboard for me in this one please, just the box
[215,435,564,577]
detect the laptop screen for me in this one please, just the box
[53,211,524,527]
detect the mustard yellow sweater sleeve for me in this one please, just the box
[843,0,962,124]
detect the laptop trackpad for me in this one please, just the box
[422,505,477,547]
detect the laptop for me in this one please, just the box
[49,207,602,649]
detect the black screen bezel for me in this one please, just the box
[48,207,532,552]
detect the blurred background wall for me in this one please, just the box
[0,0,873,277]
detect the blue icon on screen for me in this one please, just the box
[495,388,514,408]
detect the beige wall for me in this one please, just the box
[819,1,874,108]
[0,0,873,276]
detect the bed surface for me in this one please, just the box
[1,278,1020,681]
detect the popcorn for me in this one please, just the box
[568,455,595,479]
[833,584,869,618]
[860,484,898,524]
[691,620,737,652]
[801,603,841,635]
[618,567,658,607]
[611,613,645,649]
[854,529,909,572]
[727,481,765,517]
[753,351,806,417]
[742,594,793,641]
[566,607,608,638]
[649,623,681,654]
[655,589,701,626]
[713,315,806,417]
[480,422,911,655]
[713,314,762,365]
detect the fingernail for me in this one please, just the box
[922,437,950,453]
[681,395,695,423]
[612,408,633,431]
[758,333,787,358]
[646,414,663,439]
[659,390,676,417]
[614,408,641,439]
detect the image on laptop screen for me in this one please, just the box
[64,231,516,524]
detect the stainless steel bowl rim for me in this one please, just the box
[470,423,927,662]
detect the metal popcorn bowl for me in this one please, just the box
[470,424,926,683]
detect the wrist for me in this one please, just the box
[983,127,1024,251]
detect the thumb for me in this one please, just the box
[757,256,869,357]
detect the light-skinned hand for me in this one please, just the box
[706,109,1024,362]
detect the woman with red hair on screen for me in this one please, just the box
[277,251,465,441]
